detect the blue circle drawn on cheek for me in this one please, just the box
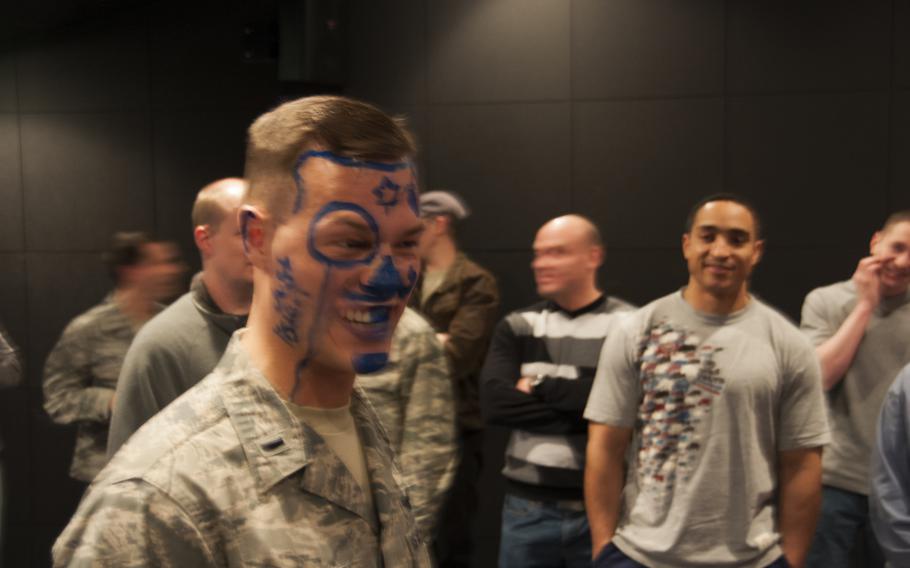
[307,201,380,268]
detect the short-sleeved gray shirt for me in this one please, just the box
[585,291,829,568]
[800,280,910,494]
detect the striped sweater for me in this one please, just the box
[480,295,634,501]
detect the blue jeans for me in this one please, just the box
[592,541,790,568]
[498,494,591,568]
[807,485,884,568]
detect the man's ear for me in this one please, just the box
[589,244,605,269]
[193,225,211,257]
[752,239,765,267]
[870,231,883,255]
[240,205,271,269]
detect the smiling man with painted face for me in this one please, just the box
[801,210,910,568]
[585,194,829,568]
[52,96,431,567]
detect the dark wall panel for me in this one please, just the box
[16,23,149,112]
[0,50,17,111]
[573,98,724,249]
[153,108,254,257]
[21,112,154,251]
[752,244,870,322]
[0,113,23,250]
[891,91,910,210]
[726,0,892,93]
[726,93,890,246]
[427,103,571,251]
[427,0,570,103]
[601,248,689,308]
[468,249,535,315]
[572,0,724,98]
[148,3,279,110]
[894,1,910,89]
[349,0,427,107]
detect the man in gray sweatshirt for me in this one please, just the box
[107,178,253,456]
[802,210,910,568]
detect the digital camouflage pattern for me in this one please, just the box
[357,307,457,537]
[53,331,432,567]
[43,295,139,482]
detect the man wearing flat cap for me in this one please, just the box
[412,190,500,567]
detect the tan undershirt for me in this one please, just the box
[421,269,446,304]
[285,401,374,512]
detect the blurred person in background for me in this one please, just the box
[42,232,184,485]
[0,321,21,567]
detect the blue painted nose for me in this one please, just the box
[345,255,412,302]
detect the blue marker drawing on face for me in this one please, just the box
[308,201,380,268]
[272,256,301,345]
[352,352,389,374]
[345,255,417,303]
[292,150,411,214]
[372,176,401,214]
[289,265,332,400]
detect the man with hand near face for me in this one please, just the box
[53,96,431,566]
[585,195,829,568]
[106,178,252,457]
[802,211,910,568]
[481,215,633,568]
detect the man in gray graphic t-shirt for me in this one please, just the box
[802,210,910,568]
[585,194,829,568]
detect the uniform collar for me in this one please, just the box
[217,334,400,532]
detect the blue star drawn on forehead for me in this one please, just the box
[291,150,411,214]
[373,177,401,214]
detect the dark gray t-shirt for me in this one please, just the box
[585,291,829,568]
[800,280,910,494]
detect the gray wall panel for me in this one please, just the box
[427,103,571,251]
[428,0,570,103]
[726,0,892,93]
[572,0,724,98]
[21,112,154,251]
[0,113,23,250]
[573,98,724,248]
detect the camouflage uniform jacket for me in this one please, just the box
[0,322,20,389]
[43,294,139,482]
[357,307,458,538]
[53,331,432,567]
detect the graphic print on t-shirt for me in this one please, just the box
[636,320,724,501]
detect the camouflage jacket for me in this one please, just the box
[357,307,458,538]
[53,331,432,567]
[43,294,139,482]
[409,253,500,431]
[0,322,21,389]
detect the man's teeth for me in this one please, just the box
[345,309,384,324]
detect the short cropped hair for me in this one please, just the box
[882,209,910,232]
[243,95,416,219]
[191,178,248,231]
[684,193,763,240]
[104,231,150,285]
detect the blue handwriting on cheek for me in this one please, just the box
[272,256,301,345]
